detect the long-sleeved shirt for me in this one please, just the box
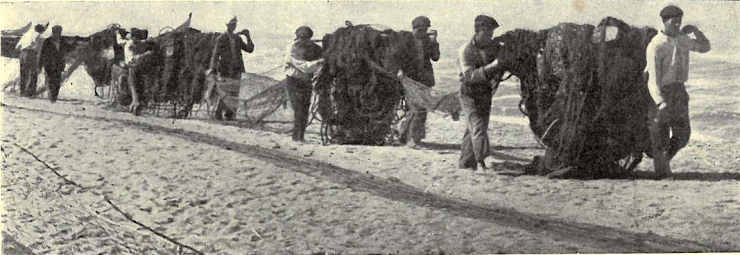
[407,36,440,87]
[16,29,46,51]
[644,31,710,104]
[457,37,498,95]
[211,32,255,79]
[284,39,323,81]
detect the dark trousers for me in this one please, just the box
[459,90,492,168]
[19,49,39,97]
[286,76,312,141]
[648,82,691,174]
[399,104,427,144]
[46,70,62,102]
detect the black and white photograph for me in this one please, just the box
[1,0,738,254]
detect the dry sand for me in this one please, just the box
[1,86,739,254]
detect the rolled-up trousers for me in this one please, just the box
[19,49,39,97]
[648,82,691,173]
[286,76,313,141]
[458,90,492,168]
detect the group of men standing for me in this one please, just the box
[451,5,710,178]
[16,24,72,103]
[14,5,710,178]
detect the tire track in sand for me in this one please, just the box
[1,102,729,253]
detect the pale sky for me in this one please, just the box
[2,0,739,56]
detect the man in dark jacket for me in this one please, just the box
[457,15,503,170]
[399,16,441,148]
[39,25,73,103]
[208,16,255,120]
[284,26,323,142]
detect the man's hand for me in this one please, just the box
[681,25,698,34]
[483,59,500,73]
[428,29,438,41]
[205,69,214,76]
[657,101,668,111]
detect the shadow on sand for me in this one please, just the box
[422,142,542,152]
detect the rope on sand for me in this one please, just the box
[12,143,205,255]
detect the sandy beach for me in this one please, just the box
[2,77,738,253]
[3,1,740,252]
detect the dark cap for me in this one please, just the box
[474,15,499,32]
[34,24,46,33]
[51,25,62,33]
[412,16,431,29]
[295,26,313,39]
[660,5,683,20]
[227,16,238,25]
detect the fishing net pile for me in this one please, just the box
[314,24,422,145]
[1,22,32,58]
[495,17,657,178]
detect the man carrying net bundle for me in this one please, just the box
[456,15,504,171]
[207,16,255,121]
[284,26,324,142]
[398,16,440,149]
[645,5,710,179]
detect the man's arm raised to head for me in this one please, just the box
[682,25,710,53]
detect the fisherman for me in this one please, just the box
[645,5,710,178]
[16,23,47,97]
[125,28,158,114]
[39,25,73,103]
[207,16,255,121]
[284,26,324,142]
[457,15,503,170]
[399,16,441,149]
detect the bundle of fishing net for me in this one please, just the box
[497,17,657,178]
[314,23,420,145]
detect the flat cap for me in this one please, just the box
[660,5,683,20]
[34,24,46,33]
[412,16,431,29]
[295,26,313,39]
[474,15,499,31]
[227,16,238,25]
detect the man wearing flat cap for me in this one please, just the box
[40,25,73,103]
[284,25,323,142]
[399,15,441,149]
[209,16,255,120]
[645,5,710,178]
[456,14,504,170]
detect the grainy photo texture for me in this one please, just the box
[1,0,738,254]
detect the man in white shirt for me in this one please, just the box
[284,26,323,142]
[17,24,47,97]
[644,5,710,178]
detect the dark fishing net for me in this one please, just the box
[496,17,657,178]
[315,24,423,145]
